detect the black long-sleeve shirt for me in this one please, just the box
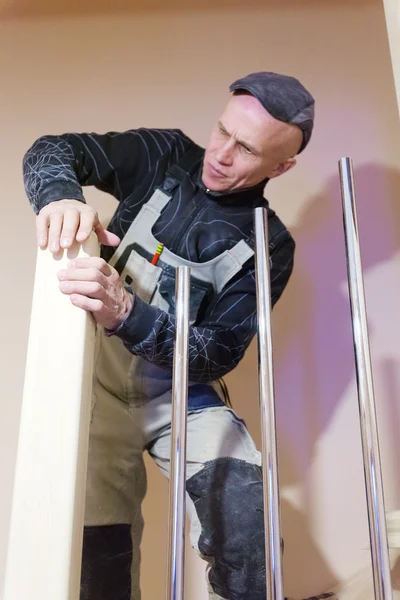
[23,128,295,383]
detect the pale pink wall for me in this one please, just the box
[1,3,399,598]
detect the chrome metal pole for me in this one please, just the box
[254,206,284,600]
[339,157,392,600]
[167,265,190,600]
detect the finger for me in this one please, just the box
[70,294,104,313]
[94,222,120,247]
[59,280,105,299]
[76,210,96,243]
[36,211,50,249]
[48,213,64,253]
[67,257,112,275]
[58,267,108,286]
[60,208,80,248]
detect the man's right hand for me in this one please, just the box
[36,199,120,253]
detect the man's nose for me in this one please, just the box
[215,140,234,166]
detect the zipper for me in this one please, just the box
[168,187,207,256]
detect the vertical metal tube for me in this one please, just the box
[167,265,190,600]
[254,206,284,600]
[339,157,392,600]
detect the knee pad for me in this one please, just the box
[187,457,277,600]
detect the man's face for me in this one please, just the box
[202,93,303,193]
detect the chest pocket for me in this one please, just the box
[157,265,213,325]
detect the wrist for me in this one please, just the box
[38,181,86,213]
[103,286,135,333]
[122,288,135,320]
[113,288,134,330]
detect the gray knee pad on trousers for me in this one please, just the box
[186,457,276,600]
[80,524,132,600]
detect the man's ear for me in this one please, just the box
[269,157,297,179]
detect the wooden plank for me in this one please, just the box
[383,0,400,117]
[3,237,98,600]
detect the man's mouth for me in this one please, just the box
[208,163,226,178]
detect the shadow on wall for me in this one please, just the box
[275,161,400,481]
[228,162,400,595]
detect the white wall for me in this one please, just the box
[1,3,399,598]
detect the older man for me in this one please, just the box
[23,71,334,600]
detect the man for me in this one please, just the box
[23,71,335,600]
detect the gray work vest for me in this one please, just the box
[95,149,254,410]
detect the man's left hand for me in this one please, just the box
[58,257,133,330]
